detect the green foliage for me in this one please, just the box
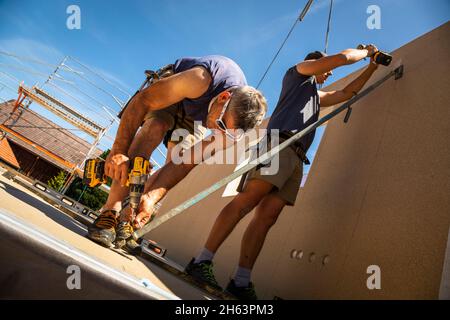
[99,149,112,187]
[47,149,112,211]
[47,171,67,192]
[66,177,108,211]
[100,149,110,160]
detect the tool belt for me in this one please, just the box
[144,64,175,82]
[279,132,311,165]
[118,64,175,119]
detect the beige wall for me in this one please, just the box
[147,22,450,299]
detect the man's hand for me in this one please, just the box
[364,44,378,57]
[105,151,130,186]
[370,54,380,68]
[319,54,380,108]
[133,193,158,229]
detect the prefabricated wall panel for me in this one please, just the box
[146,23,450,299]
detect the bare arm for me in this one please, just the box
[112,67,211,154]
[140,132,229,204]
[296,47,376,76]
[106,67,211,185]
[318,61,379,108]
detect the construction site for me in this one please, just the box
[0,1,449,302]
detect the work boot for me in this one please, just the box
[115,221,142,255]
[185,258,222,290]
[87,210,118,248]
[225,279,258,300]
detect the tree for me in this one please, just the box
[65,177,108,211]
[47,171,67,192]
[63,149,112,210]
[99,149,112,187]
[47,150,112,211]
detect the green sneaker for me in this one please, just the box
[185,258,222,290]
[115,221,142,255]
[87,210,118,248]
[225,279,258,300]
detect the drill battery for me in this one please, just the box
[83,158,107,188]
[357,44,393,66]
[83,157,151,189]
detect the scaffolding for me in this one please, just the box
[0,50,167,195]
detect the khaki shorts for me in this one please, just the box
[144,104,206,151]
[237,143,303,206]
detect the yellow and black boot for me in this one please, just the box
[115,221,142,255]
[87,210,118,248]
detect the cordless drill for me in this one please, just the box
[357,44,393,66]
[83,157,150,209]
[126,157,150,220]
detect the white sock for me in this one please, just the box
[233,266,252,287]
[194,248,215,264]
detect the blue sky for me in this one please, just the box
[0,0,448,171]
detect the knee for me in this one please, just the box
[254,206,282,229]
[228,194,262,220]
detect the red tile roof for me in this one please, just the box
[0,138,20,168]
[0,100,103,171]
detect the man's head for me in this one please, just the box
[207,86,267,140]
[304,51,333,84]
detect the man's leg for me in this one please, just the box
[186,178,274,289]
[88,116,171,248]
[238,193,286,270]
[103,118,171,215]
[132,117,207,228]
[126,140,175,227]
[204,179,274,253]
[224,194,286,300]
[227,146,301,299]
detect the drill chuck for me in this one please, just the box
[129,185,144,209]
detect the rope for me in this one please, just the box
[0,63,74,85]
[256,0,315,89]
[67,56,131,100]
[256,18,299,89]
[61,63,125,109]
[47,82,115,123]
[0,50,79,73]
[324,0,334,54]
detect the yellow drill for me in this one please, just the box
[125,157,150,221]
[83,156,150,219]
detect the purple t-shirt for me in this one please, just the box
[174,55,247,125]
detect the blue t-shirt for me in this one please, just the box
[267,66,320,152]
[174,55,247,125]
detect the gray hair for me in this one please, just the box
[228,86,267,131]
